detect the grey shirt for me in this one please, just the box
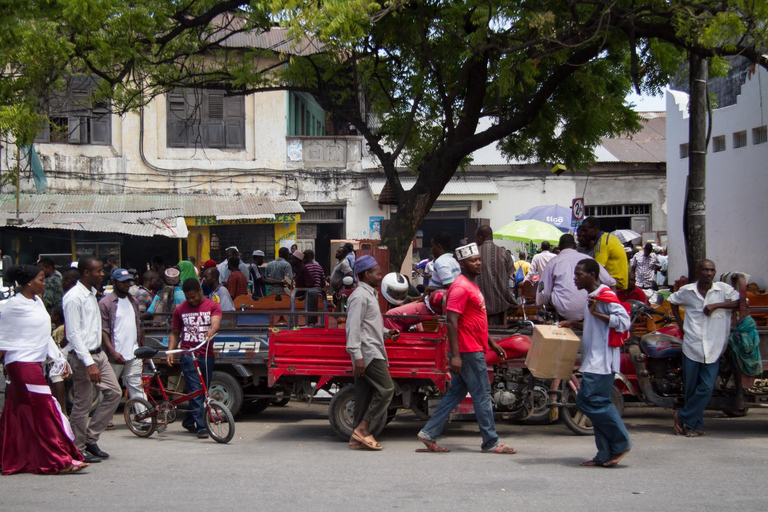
[345,282,388,367]
[210,284,235,312]
[265,257,293,295]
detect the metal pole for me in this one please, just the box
[15,145,20,219]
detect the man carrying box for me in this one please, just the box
[416,243,516,454]
[560,259,631,467]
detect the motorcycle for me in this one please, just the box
[617,300,767,416]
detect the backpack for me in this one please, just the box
[514,264,525,285]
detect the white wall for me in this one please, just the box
[666,75,768,288]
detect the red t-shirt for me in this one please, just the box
[445,274,488,353]
[617,286,648,305]
[225,270,248,299]
[171,298,222,358]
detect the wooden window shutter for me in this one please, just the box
[206,91,225,147]
[223,95,244,148]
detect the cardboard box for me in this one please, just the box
[525,325,581,379]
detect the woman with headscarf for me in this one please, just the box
[0,265,87,474]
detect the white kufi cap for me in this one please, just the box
[455,243,480,261]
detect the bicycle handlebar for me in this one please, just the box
[164,336,213,355]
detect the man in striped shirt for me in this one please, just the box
[474,225,517,326]
[303,250,327,290]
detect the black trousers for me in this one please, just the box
[353,359,395,427]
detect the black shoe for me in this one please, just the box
[82,453,102,464]
[183,425,197,434]
[85,443,109,459]
[197,430,209,439]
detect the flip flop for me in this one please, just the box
[106,423,116,431]
[59,461,89,474]
[349,437,365,450]
[579,460,601,467]
[685,430,701,438]
[484,443,517,454]
[352,432,382,450]
[415,438,450,453]
[603,449,630,467]
[673,411,685,436]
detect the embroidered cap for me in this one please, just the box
[164,267,181,285]
[354,255,378,273]
[292,250,304,260]
[455,243,480,261]
[253,250,265,257]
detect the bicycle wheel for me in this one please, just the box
[123,398,157,437]
[205,400,235,444]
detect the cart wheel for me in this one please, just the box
[209,372,243,417]
[123,398,157,437]
[206,400,235,444]
[328,384,386,441]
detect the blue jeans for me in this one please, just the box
[420,351,498,451]
[180,354,215,432]
[577,372,631,464]
[678,354,719,431]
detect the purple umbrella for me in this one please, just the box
[516,205,572,232]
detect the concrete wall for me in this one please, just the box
[666,74,768,288]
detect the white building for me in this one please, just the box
[666,61,768,288]
[0,29,667,272]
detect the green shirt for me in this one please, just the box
[43,274,63,312]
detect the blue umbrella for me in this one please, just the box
[516,205,572,232]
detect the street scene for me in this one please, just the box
[1,1,768,511]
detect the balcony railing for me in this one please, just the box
[286,136,364,170]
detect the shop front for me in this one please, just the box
[186,214,300,264]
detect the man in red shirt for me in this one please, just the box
[617,271,648,305]
[224,256,248,300]
[416,243,516,454]
[167,278,222,439]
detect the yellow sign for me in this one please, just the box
[186,214,300,227]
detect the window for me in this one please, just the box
[679,143,689,159]
[167,89,244,149]
[713,135,726,153]
[733,130,747,149]
[753,126,767,144]
[35,76,111,145]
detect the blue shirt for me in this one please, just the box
[147,286,185,313]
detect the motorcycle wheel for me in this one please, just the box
[561,375,625,436]
[523,382,554,425]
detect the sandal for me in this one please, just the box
[352,432,383,451]
[579,460,601,467]
[59,461,89,474]
[105,422,116,431]
[673,411,685,436]
[484,443,517,454]
[349,437,365,450]
[685,430,701,438]
[416,437,450,453]
[603,449,630,467]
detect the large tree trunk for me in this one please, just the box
[685,53,708,280]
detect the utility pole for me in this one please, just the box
[685,53,708,280]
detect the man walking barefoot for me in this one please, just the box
[345,255,399,450]
[416,243,515,454]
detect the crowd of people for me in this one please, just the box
[0,217,743,474]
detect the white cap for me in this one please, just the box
[253,250,265,257]
[455,243,480,261]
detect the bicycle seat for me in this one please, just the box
[134,347,159,360]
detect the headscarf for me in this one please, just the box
[6,264,43,286]
[178,260,197,282]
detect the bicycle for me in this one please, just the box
[123,339,235,444]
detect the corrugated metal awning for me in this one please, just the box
[368,176,498,200]
[0,194,304,238]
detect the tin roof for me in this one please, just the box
[0,194,304,237]
[211,16,324,56]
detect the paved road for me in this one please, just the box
[4,403,768,511]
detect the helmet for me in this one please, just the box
[381,272,409,305]
[426,289,446,315]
